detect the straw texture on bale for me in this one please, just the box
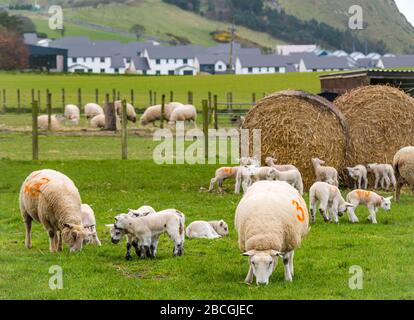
[335,85,414,167]
[242,90,349,190]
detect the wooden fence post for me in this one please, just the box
[202,99,209,160]
[130,89,134,106]
[252,93,256,105]
[112,89,116,102]
[0,89,3,113]
[78,88,82,113]
[105,93,109,104]
[17,89,21,112]
[3,89,6,110]
[47,93,52,131]
[121,99,128,160]
[37,90,41,111]
[117,91,120,101]
[170,91,173,102]
[149,90,153,106]
[160,94,165,129]
[95,88,99,104]
[32,100,39,160]
[104,100,117,131]
[214,94,218,130]
[62,88,65,114]
[31,89,35,111]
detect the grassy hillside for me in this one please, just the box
[277,0,414,53]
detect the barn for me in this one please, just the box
[26,45,68,72]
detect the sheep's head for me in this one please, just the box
[128,115,137,123]
[215,220,229,236]
[366,163,377,172]
[347,167,358,179]
[265,157,275,166]
[381,196,393,212]
[243,250,282,286]
[140,115,148,126]
[128,205,156,217]
[61,223,89,252]
[267,168,278,181]
[106,214,129,244]
[338,202,355,216]
[312,158,325,166]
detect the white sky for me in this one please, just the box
[395,0,414,26]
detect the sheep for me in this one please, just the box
[108,209,185,259]
[367,163,396,191]
[19,169,90,253]
[346,190,392,224]
[84,103,104,119]
[128,205,157,217]
[37,115,61,131]
[90,114,106,128]
[347,165,368,189]
[265,167,304,195]
[250,167,278,183]
[393,146,414,202]
[234,165,257,194]
[309,181,354,224]
[235,181,309,285]
[208,166,239,193]
[186,220,229,239]
[115,100,137,123]
[168,104,197,125]
[80,204,101,246]
[265,157,298,172]
[311,158,339,186]
[64,104,80,123]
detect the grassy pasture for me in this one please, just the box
[0,135,413,299]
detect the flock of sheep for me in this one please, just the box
[37,101,197,130]
[16,145,414,286]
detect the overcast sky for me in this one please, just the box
[395,0,414,26]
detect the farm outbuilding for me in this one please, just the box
[320,69,414,97]
[26,45,68,72]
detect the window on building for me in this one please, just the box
[100,57,105,63]
[114,68,119,73]
[168,70,174,75]
[74,69,84,73]
[156,70,161,75]
[126,58,131,63]
[88,69,93,73]
[100,68,105,73]
[183,58,188,64]
[183,70,193,75]
[275,67,280,72]
[217,64,222,70]
[156,59,161,65]
[72,57,77,63]
[248,67,253,73]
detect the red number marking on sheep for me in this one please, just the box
[24,177,51,198]
[292,200,306,222]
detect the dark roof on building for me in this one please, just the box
[379,55,414,68]
[302,56,351,70]
[237,54,289,68]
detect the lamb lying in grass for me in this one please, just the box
[186,220,229,239]
[367,163,396,191]
[346,190,392,224]
[347,165,368,189]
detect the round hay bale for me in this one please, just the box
[335,85,414,168]
[242,90,349,190]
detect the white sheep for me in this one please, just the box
[128,205,157,217]
[367,163,396,191]
[347,165,368,189]
[208,166,239,193]
[90,114,106,128]
[84,103,104,119]
[168,104,197,125]
[19,169,90,252]
[37,115,61,130]
[265,157,298,172]
[346,190,392,224]
[108,209,185,258]
[311,158,339,186]
[64,104,80,123]
[80,204,101,246]
[259,166,303,195]
[115,100,137,123]
[234,165,257,194]
[309,181,354,224]
[250,167,278,183]
[235,181,309,285]
[393,146,414,202]
[186,220,229,239]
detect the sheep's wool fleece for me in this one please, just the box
[394,146,414,185]
[19,169,82,227]
[235,181,309,253]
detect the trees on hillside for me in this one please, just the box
[0,30,28,70]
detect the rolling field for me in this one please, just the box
[0,72,325,110]
[0,133,413,299]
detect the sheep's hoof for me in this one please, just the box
[125,255,132,261]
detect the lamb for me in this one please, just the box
[309,181,354,224]
[234,165,257,194]
[265,157,298,172]
[140,103,179,126]
[250,167,278,183]
[37,115,61,130]
[209,166,239,193]
[108,209,185,259]
[115,101,137,123]
[266,167,304,195]
[367,163,396,191]
[84,103,104,119]
[64,104,80,123]
[80,204,101,246]
[311,158,339,186]
[347,165,368,189]
[393,146,414,202]
[168,104,197,125]
[235,181,309,285]
[186,220,229,239]
[128,205,157,217]
[19,169,90,253]
[346,190,392,224]
[90,114,105,128]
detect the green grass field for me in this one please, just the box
[0,132,413,299]
[0,72,324,110]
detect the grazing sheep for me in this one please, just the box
[347,165,368,189]
[64,104,80,123]
[186,220,229,239]
[265,157,298,172]
[209,166,239,193]
[393,146,414,202]
[128,205,157,217]
[346,190,392,224]
[140,105,162,126]
[37,115,61,130]
[80,204,101,246]
[367,163,396,191]
[109,209,185,259]
[309,182,354,224]
[90,114,105,128]
[115,101,137,123]
[85,103,104,119]
[168,104,197,125]
[312,158,339,186]
[235,181,309,285]
[19,169,90,253]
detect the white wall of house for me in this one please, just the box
[215,60,227,73]
[238,66,286,74]
[67,56,117,74]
